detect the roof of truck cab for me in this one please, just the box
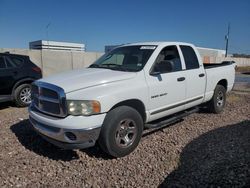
[122,41,195,47]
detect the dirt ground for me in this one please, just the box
[235,66,250,73]
[0,90,249,187]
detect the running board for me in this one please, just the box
[145,107,199,130]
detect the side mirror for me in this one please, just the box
[150,60,174,76]
[150,65,161,76]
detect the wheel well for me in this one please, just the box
[12,79,34,95]
[217,79,228,90]
[111,99,146,123]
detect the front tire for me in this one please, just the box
[98,106,143,158]
[14,84,32,107]
[207,85,226,114]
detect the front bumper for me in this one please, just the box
[28,105,106,149]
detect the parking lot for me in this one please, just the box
[0,87,249,187]
[1,0,250,186]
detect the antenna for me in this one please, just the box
[225,23,230,57]
[46,23,51,49]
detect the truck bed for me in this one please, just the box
[203,61,235,103]
[203,61,235,69]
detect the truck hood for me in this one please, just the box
[39,68,137,93]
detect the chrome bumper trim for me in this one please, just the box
[29,116,101,149]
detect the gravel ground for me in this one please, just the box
[0,91,249,187]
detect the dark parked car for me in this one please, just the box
[0,53,42,107]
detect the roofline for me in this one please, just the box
[116,42,225,51]
[121,41,195,47]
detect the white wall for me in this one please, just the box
[0,48,104,77]
[214,57,250,67]
[0,48,249,77]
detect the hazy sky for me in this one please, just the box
[0,0,249,53]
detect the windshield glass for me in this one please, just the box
[89,45,157,72]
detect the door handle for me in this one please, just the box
[199,73,205,77]
[177,77,185,82]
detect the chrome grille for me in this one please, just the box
[31,81,67,117]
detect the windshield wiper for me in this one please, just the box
[89,64,121,69]
[102,63,122,67]
[107,66,136,72]
[89,64,101,68]
[89,63,136,72]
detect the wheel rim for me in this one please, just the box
[115,119,137,148]
[20,87,31,104]
[216,91,224,107]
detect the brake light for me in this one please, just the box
[32,67,41,73]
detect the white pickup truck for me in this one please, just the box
[29,42,235,157]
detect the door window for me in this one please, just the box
[180,45,199,69]
[5,57,16,68]
[152,45,182,74]
[0,56,6,69]
[9,57,24,67]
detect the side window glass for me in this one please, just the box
[5,57,16,68]
[0,56,6,69]
[180,45,199,69]
[10,57,24,67]
[153,45,182,73]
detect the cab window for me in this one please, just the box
[152,45,182,74]
[180,45,199,69]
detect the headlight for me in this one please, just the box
[67,100,101,116]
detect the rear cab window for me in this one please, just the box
[180,45,200,70]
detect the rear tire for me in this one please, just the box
[14,84,32,107]
[98,106,143,158]
[207,85,226,114]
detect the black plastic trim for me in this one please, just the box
[199,73,205,77]
[150,96,203,115]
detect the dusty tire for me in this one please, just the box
[14,84,32,107]
[207,85,226,114]
[98,106,143,158]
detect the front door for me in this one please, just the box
[0,56,18,95]
[145,45,186,122]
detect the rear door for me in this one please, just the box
[0,55,23,95]
[145,45,186,121]
[179,45,206,109]
[0,56,13,95]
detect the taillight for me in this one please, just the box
[32,67,41,73]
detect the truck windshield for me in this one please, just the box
[89,45,156,72]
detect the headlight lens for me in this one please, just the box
[67,100,101,116]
